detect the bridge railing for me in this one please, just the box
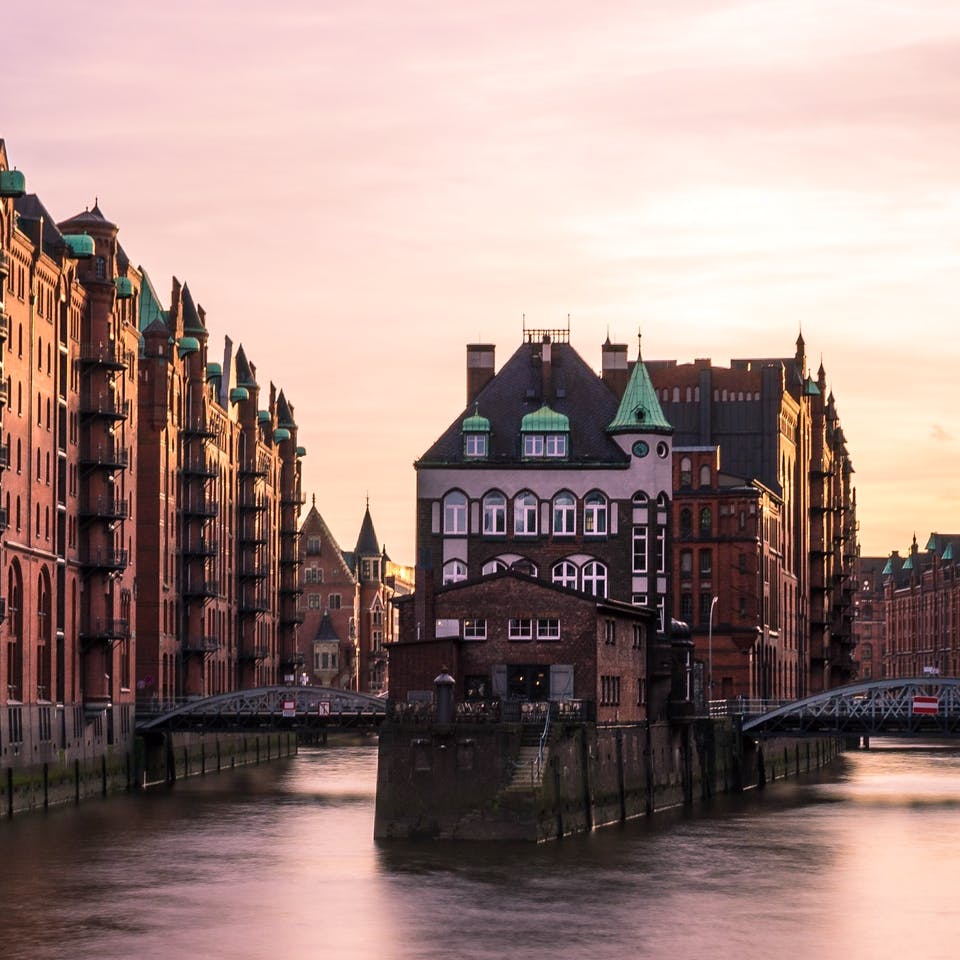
[708,698,792,719]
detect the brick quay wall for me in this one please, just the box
[374,719,843,842]
[0,730,297,818]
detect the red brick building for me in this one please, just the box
[883,534,960,678]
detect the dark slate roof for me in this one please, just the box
[234,345,256,388]
[276,391,295,428]
[315,611,341,642]
[355,504,381,557]
[59,201,116,232]
[14,194,66,260]
[180,284,205,335]
[417,340,627,467]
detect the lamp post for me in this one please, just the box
[708,595,719,701]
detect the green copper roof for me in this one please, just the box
[521,404,569,432]
[62,234,95,259]
[177,336,200,358]
[138,268,168,332]
[804,377,821,396]
[882,558,894,575]
[902,556,914,571]
[462,406,490,432]
[114,276,133,299]
[943,544,954,561]
[229,386,249,404]
[0,170,26,198]
[296,445,306,457]
[206,362,222,379]
[258,409,271,423]
[274,427,291,443]
[608,358,672,435]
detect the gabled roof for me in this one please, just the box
[417,340,628,467]
[299,502,356,582]
[608,355,672,435]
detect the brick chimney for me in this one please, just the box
[466,344,495,405]
[601,339,629,398]
[541,335,553,402]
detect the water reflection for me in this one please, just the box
[2,742,960,960]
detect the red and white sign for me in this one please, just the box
[912,695,939,716]
[317,701,331,717]
[282,699,297,718]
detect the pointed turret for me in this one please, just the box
[607,339,671,435]
[356,501,381,559]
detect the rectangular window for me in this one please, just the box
[523,434,544,457]
[508,618,533,640]
[308,593,321,609]
[305,566,321,584]
[536,618,560,641]
[545,434,567,457]
[680,593,693,619]
[632,624,643,649]
[655,528,666,573]
[604,619,616,645]
[637,677,647,705]
[463,618,487,640]
[680,550,693,579]
[699,550,712,576]
[306,536,321,554]
[600,675,621,705]
[464,433,487,457]
[328,594,341,610]
[632,527,648,573]
[699,592,714,623]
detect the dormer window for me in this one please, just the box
[462,406,490,460]
[520,404,569,460]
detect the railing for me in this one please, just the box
[80,496,130,521]
[80,548,129,571]
[79,443,129,469]
[80,396,129,420]
[182,538,218,557]
[79,343,127,369]
[0,310,8,342]
[80,617,131,641]
[183,579,219,599]
[182,458,218,478]
[183,635,221,654]
[389,699,594,724]
[708,698,791,718]
[182,416,216,437]
[183,498,219,518]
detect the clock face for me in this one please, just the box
[632,440,649,458]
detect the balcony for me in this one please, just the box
[0,379,8,407]
[80,395,129,421]
[238,645,269,661]
[80,496,130,522]
[239,597,269,615]
[280,610,305,626]
[183,579,219,599]
[181,458,218,478]
[239,527,268,545]
[183,538,219,558]
[281,494,306,508]
[0,443,9,470]
[238,461,268,478]
[182,416,216,438]
[0,507,7,532]
[79,442,129,471]
[0,309,8,343]
[238,562,269,580]
[279,583,304,597]
[183,497,219,518]
[0,249,9,278]
[78,343,127,370]
[80,617,131,643]
[238,497,268,513]
[279,544,301,565]
[183,635,221,655]
[80,548,129,572]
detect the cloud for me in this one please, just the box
[930,423,953,442]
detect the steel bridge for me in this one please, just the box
[136,686,386,732]
[713,677,960,739]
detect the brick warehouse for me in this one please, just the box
[0,139,304,777]
[388,322,675,715]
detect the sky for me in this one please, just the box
[5,0,959,562]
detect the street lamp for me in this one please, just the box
[708,595,719,700]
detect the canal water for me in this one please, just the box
[3,740,960,960]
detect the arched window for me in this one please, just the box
[482,491,506,535]
[6,561,24,701]
[699,464,711,487]
[584,492,607,536]
[552,491,576,536]
[514,491,538,536]
[581,561,608,598]
[37,570,52,701]
[552,560,578,589]
[680,508,693,538]
[443,491,468,535]
[680,456,692,487]
[632,491,648,506]
[442,559,468,585]
[699,507,712,537]
[481,559,507,576]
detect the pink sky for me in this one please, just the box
[6,1,959,561]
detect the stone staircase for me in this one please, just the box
[505,744,545,793]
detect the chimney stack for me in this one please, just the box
[541,335,553,402]
[466,344,495,406]
[601,339,629,398]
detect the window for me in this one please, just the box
[514,491,538,536]
[508,618,533,640]
[305,566,322,584]
[308,593,321,609]
[680,593,693,619]
[537,619,561,640]
[600,675,621,705]
[582,561,607,598]
[464,433,487,458]
[699,464,711,487]
[632,527,648,573]
[680,550,693,579]
[482,492,506,535]
[443,491,468,535]
[604,619,616,645]
[699,507,712,537]
[306,536,321,554]
[655,528,666,573]
[372,608,383,625]
[680,456,692,487]
[699,592,714,623]
[637,677,647,706]
[680,508,693,538]
[481,559,507,576]
[552,560,578,590]
[584,493,607,535]
[552,492,576,535]
[329,594,341,610]
[699,550,712,576]
[463,618,487,640]
[523,434,544,457]
[442,559,467,585]
[632,624,643,649]
[545,433,567,457]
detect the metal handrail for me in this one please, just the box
[536,705,552,779]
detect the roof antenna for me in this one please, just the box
[638,327,643,361]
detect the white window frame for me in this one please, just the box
[514,491,538,536]
[463,618,487,640]
[443,491,468,535]
[632,527,648,573]
[552,492,576,536]
[582,560,608,598]
[442,559,467,585]
[537,618,561,640]
[523,434,544,457]
[584,493,607,536]
[508,618,533,640]
[551,560,578,590]
[481,559,507,576]
[482,492,506,535]
[464,433,487,458]
[545,433,567,457]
